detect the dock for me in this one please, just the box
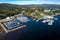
[0,13,27,33]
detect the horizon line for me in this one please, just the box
[0,3,60,5]
[0,1,60,5]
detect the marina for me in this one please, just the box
[42,15,57,25]
[0,0,60,40]
[0,12,59,33]
[0,15,59,40]
[0,13,31,33]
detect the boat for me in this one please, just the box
[42,15,57,25]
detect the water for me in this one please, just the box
[1,15,60,40]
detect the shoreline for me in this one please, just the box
[31,14,60,22]
[0,13,60,33]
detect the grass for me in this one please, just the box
[31,12,43,19]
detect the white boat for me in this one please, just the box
[17,16,30,22]
[42,20,46,23]
[42,15,57,25]
[48,20,54,25]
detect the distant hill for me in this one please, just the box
[25,4,60,8]
[0,3,20,8]
[0,3,60,19]
[0,3,60,8]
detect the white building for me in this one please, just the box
[6,17,13,19]
[44,10,51,13]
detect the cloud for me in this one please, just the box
[0,0,35,1]
[9,1,43,5]
[5,1,60,5]
[0,0,60,5]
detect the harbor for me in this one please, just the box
[0,11,59,33]
[0,15,60,40]
[0,12,31,33]
[0,0,60,40]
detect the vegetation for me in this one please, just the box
[0,3,60,19]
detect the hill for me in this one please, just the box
[0,3,60,8]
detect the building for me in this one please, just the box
[44,10,51,13]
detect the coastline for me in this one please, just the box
[0,13,60,33]
[31,14,60,22]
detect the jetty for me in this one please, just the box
[0,12,28,33]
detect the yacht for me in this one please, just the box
[42,16,57,25]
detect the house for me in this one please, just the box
[44,9,51,13]
[6,16,13,19]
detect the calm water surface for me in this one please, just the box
[1,15,60,40]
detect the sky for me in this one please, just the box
[0,0,60,5]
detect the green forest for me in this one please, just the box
[0,3,60,19]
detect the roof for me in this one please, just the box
[44,16,54,19]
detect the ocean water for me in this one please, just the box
[1,15,60,40]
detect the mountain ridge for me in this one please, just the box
[0,3,60,8]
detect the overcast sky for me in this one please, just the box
[0,0,60,5]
